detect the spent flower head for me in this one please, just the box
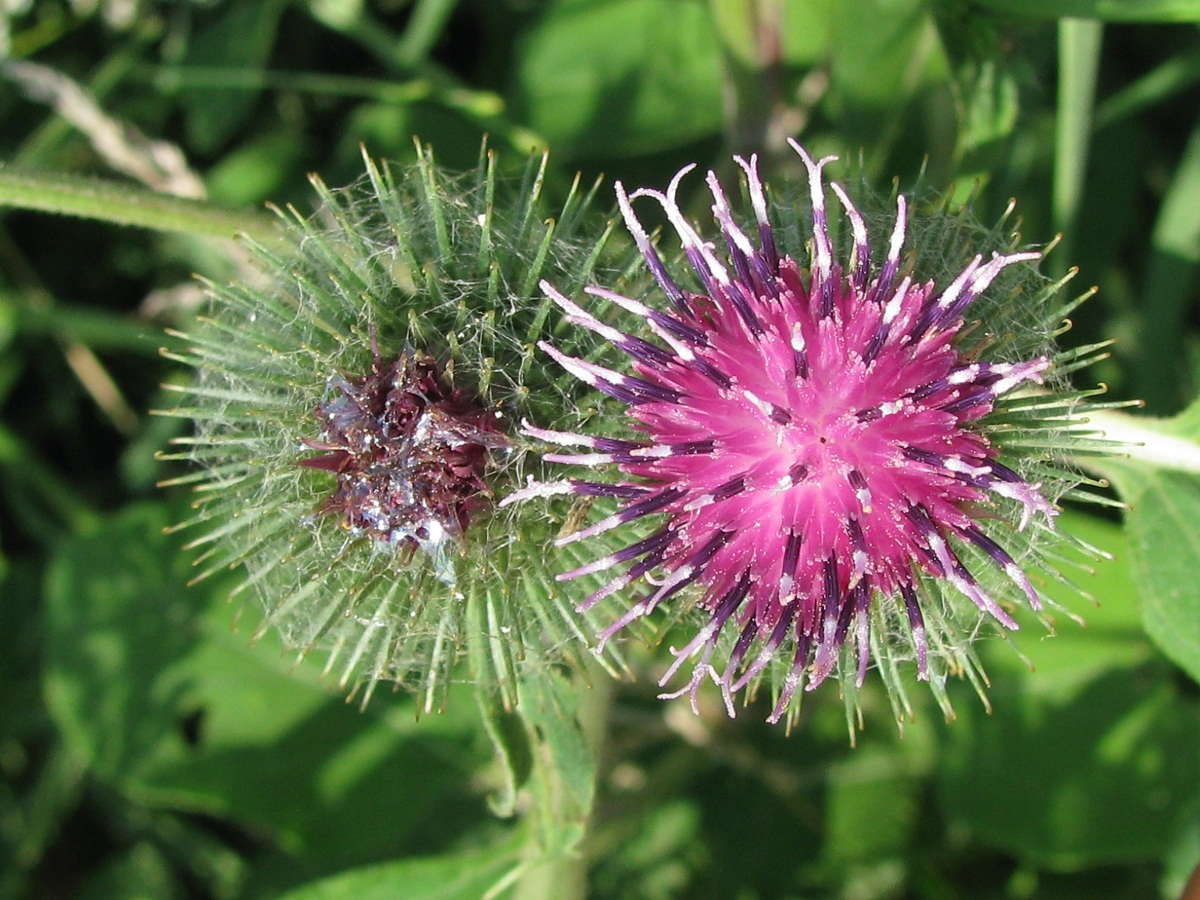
[298,347,508,574]
[512,141,1113,728]
[163,145,631,710]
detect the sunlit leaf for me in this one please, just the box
[940,511,1200,867]
[512,0,724,158]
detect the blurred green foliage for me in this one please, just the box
[2,1,1200,898]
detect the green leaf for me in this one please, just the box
[935,1,1052,196]
[75,843,183,900]
[968,0,1200,22]
[517,668,597,858]
[42,503,493,894]
[142,612,489,894]
[829,0,943,109]
[204,132,307,207]
[176,0,289,152]
[1106,464,1200,685]
[475,692,534,818]
[275,838,522,900]
[1121,469,1200,682]
[511,0,724,158]
[1133,117,1200,412]
[1162,794,1200,899]
[494,668,601,900]
[821,747,923,867]
[1090,402,1200,684]
[947,51,1022,190]
[1095,45,1200,129]
[826,0,947,168]
[940,511,1200,867]
[43,503,204,782]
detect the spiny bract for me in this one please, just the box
[163,146,632,711]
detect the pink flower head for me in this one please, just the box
[510,141,1064,724]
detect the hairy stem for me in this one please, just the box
[512,661,613,900]
[0,167,276,241]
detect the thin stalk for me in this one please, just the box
[0,167,276,242]
[1053,19,1103,277]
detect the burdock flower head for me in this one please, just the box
[163,146,628,710]
[511,140,1107,727]
[297,347,507,575]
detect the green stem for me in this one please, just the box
[1053,19,1103,276]
[1079,408,1200,475]
[0,167,276,241]
[512,662,613,900]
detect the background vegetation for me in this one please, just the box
[2,1,1200,898]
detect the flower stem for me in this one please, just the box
[0,167,276,241]
[512,660,613,900]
